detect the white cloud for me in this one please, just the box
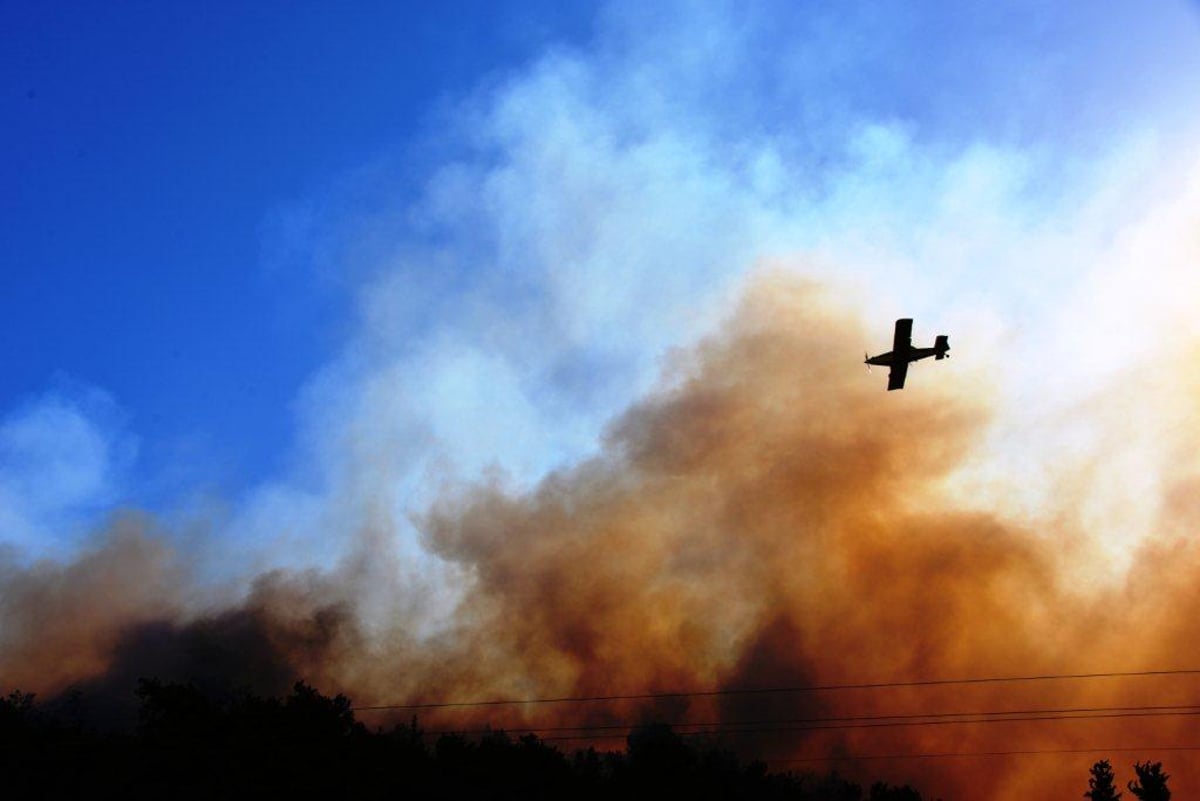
[0,380,136,559]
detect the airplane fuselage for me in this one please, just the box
[864,346,941,367]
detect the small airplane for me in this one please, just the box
[864,318,950,390]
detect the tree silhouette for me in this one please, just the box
[0,690,36,736]
[0,680,948,799]
[1085,759,1122,801]
[1127,761,1170,801]
[869,781,925,800]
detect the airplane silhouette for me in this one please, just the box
[864,318,949,390]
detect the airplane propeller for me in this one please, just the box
[864,351,871,373]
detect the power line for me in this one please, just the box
[417,703,1200,737]
[352,668,1200,711]
[529,708,1200,742]
[772,745,1200,763]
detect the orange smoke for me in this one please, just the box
[400,275,1200,798]
[3,274,1199,798]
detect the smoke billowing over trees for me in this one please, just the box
[4,277,1200,798]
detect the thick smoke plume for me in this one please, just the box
[3,275,1199,798]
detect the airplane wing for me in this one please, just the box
[887,361,909,391]
[892,318,913,352]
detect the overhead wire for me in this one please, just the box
[352,669,1200,763]
[527,708,1200,742]
[414,703,1200,738]
[771,745,1200,764]
[352,668,1200,711]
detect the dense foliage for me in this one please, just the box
[0,682,925,800]
[3,684,1174,800]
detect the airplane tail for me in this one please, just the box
[935,335,950,359]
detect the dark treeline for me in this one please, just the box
[1,681,927,800]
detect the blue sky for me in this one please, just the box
[3,2,595,500]
[3,1,1200,564]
